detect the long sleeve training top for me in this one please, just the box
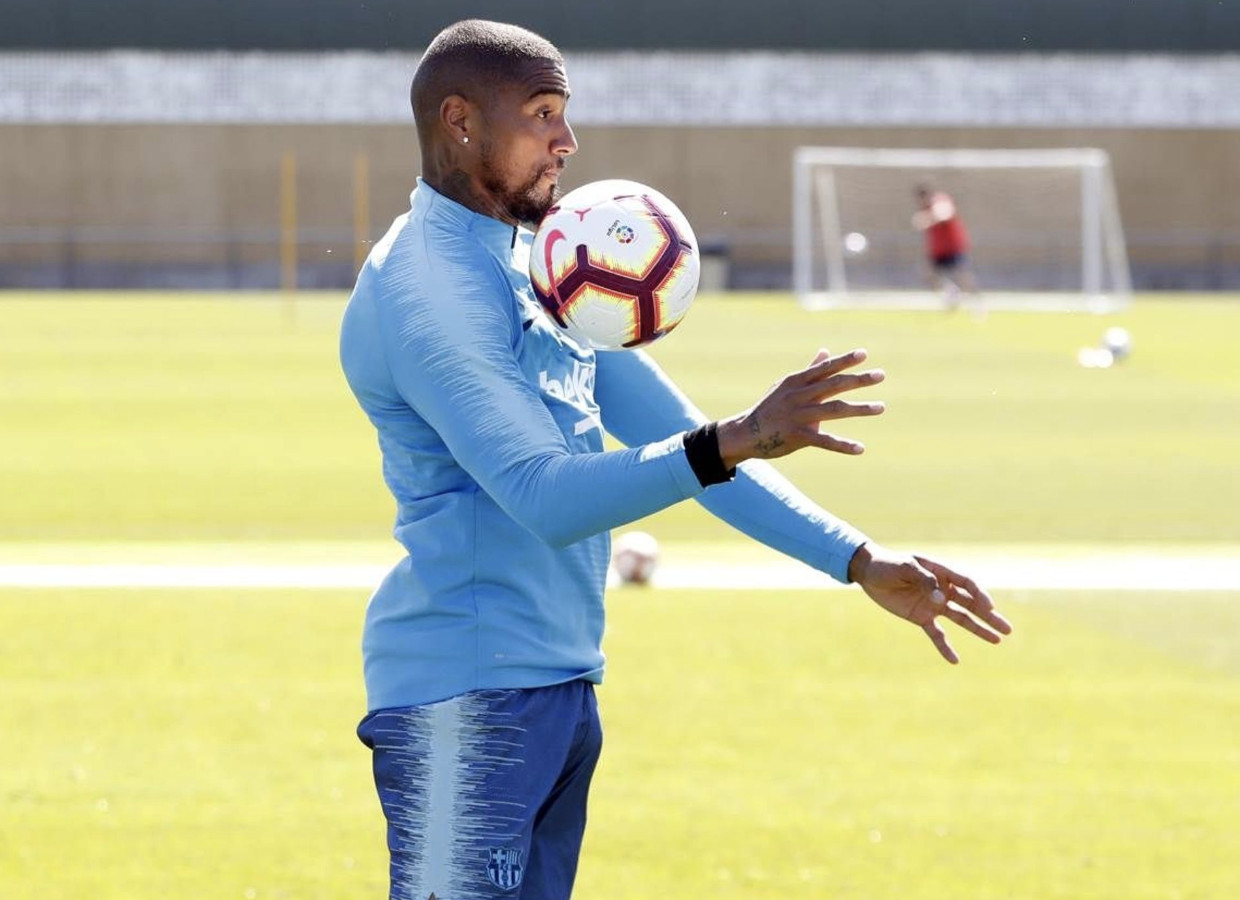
[340,180,868,711]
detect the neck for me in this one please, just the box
[422,145,516,226]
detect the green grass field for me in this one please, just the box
[3,292,1238,544]
[2,293,1239,899]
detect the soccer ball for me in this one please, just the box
[611,530,660,585]
[843,231,869,255]
[1103,326,1132,361]
[529,179,700,350]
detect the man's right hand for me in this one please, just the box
[716,348,886,469]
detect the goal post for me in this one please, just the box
[792,147,1132,312]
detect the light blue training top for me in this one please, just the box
[339,179,869,711]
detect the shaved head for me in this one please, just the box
[411,20,563,146]
[410,19,576,227]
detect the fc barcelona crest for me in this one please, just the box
[485,847,524,890]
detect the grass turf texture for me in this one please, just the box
[1,587,1237,899]
[2,292,1239,898]
[0,292,1238,544]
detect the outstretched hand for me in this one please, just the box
[847,543,1013,664]
[717,348,886,469]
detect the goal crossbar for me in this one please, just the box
[795,147,1111,170]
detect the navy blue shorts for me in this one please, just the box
[932,252,967,270]
[357,681,602,899]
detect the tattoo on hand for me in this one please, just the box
[754,432,785,456]
[747,415,762,435]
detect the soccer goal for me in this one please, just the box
[792,147,1132,312]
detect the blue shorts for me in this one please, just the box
[932,252,967,270]
[357,681,603,900]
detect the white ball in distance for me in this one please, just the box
[843,232,869,255]
[1103,326,1132,361]
[611,531,660,585]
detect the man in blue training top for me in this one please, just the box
[339,19,1012,900]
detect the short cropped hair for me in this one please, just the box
[411,20,562,137]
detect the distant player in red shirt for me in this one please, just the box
[912,184,977,307]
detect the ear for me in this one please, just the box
[440,94,474,145]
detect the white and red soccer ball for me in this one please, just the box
[611,530,660,586]
[530,179,700,350]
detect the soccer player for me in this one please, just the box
[912,183,978,307]
[339,20,1012,900]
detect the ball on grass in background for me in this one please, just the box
[843,231,869,255]
[1076,346,1115,369]
[611,531,660,585]
[1103,326,1132,361]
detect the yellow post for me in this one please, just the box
[354,152,371,273]
[280,151,298,295]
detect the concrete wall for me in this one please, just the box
[5,123,1239,289]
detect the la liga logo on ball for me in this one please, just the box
[529,179,700,350]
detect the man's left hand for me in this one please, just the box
[847,543,1013,664]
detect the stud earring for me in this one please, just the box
[462,136,469,144]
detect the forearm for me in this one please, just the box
[695,459,870,583]
[499,435,703,546]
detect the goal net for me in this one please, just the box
[792,147,1132,312]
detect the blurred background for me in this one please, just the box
[4,0,1240,291]
[3,4,1239,900]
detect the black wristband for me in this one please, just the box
[682,422,736,487]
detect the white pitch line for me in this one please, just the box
[640,555,1240,592]
[0,563,384,590]
[1,550,1239,591]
